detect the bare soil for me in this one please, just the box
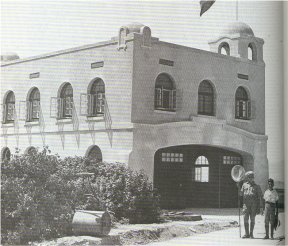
[32,219,238,245]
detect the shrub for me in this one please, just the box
[1,147,160,245]
[1,147,78,244]
[87,161,161,223]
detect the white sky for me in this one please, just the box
[0,0,284,182]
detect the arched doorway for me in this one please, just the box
[154,145,242,209]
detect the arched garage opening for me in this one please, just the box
[154,145,244,209]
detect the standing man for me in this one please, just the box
[240,171,263,239]
[263,178,279,239]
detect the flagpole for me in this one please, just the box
[236,0,238,21]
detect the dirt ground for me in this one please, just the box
[32,214,238,245]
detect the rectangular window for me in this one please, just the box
[29,72,40,79]
[64,97,73,117]
[223,155,241,165]
[155,88,176,111]
[198,95,213,115]
[96,93,105,114]
[159,59,174,66]
[195,167,209,182]
[7,103,15,121]
[161,152,183,162]
[237,73,249,80]
[50,97,72,119]
[236,100,251,120]
[91,61,104,69]
[32,100,40,120]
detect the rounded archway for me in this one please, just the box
[154,145,243,209]
[218,42,230,55]
[85,145,103,162]
[1,147,11,161]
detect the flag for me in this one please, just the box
[200,0,215,16]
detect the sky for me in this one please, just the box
[0,0,284,182]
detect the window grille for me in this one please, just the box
[235,87,251,120]
[161,152,183,162]
[223,156,241,165]
[3,91,15,123]
[194,156,209,182]
[198,81,214,116]
[154,88,176,111]
[51,83,73,119]
[154,74,176,111]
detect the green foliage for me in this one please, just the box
[1,147,160,245]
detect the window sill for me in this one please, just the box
[56,118,73,124]
[235,118,251,123]
[24,121,40,127]
[154,109,176,115]
[86,116,104,122]
[197,113,215,118]
[1,122,14,128]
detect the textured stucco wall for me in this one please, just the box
[129,120,268,191]
[1,39,134,161]
[131,34,265,135]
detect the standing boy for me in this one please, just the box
[263,178,279,239]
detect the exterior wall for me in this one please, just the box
[1,40,134,162]
[129,120,268,192]
[3,131,133,163]
[129,29,268,195]
[131,34,265,135]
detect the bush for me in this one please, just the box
[1,147,160,245]
[87,161,161,224]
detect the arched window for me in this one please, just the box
[88,79,105,116]
[1,147,11,161]
[28,88,40,121]
[60,83,73,118]
[198,80,215,116]
[87,145,103,162]
[3,91,15,123]
[248,43,257,61]
[235,87,251,120]
[26,146,37,155]
[219,42,230,56]
[194,156,209,182]
[154,73,176,111]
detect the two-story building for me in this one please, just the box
[1,22,268,208]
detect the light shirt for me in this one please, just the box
[263,189,279,203]
[240,181,263,206]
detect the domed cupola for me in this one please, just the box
[219,22,254,38]
[118,23,151,50]
[208,22,264,62]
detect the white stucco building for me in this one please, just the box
[1,22,267,208]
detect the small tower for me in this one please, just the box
[118,22,151,50]
[208,22,264,63]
